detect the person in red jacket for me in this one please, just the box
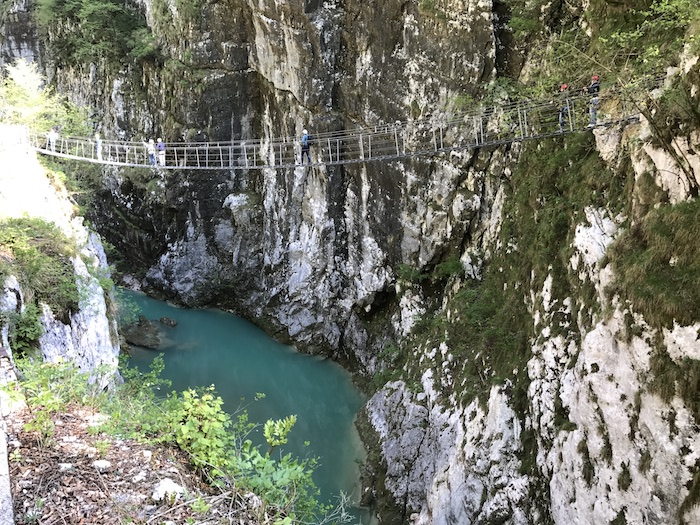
[586,75,601,127]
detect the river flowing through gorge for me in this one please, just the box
[121,290,373,523]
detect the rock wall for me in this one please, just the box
[363,66,700,523]
[0,0,498,360]
[0,140,120,384]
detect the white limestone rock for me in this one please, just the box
[151,478,184,502]
[92,460,111,473]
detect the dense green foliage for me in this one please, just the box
[0,217,79,326]
[597,0,700,72]
[0,59,90,133]
[607,198,700,329]
[33,0,158,66]
[3,304,44,357]
[5,356,347,524]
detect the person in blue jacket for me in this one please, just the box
[300,129,311,164]
[157,138,166,166]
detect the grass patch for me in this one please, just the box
[607,198,700,329]
[0,217,79,323]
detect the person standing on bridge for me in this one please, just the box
[300,129,311,165]
[146,139,156,166]
[586,75,601,127]
[157,138,166,166]
[558,83,570,132]
[47,127,58,152]
[94,132,103,160]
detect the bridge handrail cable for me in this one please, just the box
[27,75,661,170]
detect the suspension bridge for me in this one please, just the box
[20,79,654,171]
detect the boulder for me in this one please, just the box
[121,316,161,349]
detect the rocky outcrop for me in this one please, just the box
[0,145,120,384]
[121,315,162,349]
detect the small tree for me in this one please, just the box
[0,58,90,134]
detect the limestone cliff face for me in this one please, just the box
[0,145,120,384]
[363,64,700,523]
[0,0,497,360]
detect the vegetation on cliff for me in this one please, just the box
[0,217,79,351]
[5,357,353,524]
[34,0,158,66]
[370,0,700,517]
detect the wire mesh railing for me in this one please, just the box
[27,77,657,171]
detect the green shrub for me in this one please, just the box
[171,386,233,476]
[7,305,44,356]
[607,198,700,329]
[6,358,101,446]
[433,257,464,280]
[396,263,427,283]
[0,217,79,322]
[10,356,336,523]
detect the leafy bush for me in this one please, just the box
[0,59,90,134]
[25,354,336,524]
[171,386,233,477]
[0,217,79,322]
[7,305,44,356]
[4,358,101,446]
[33,0,159,67]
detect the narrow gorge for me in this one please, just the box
[1,0,699,523]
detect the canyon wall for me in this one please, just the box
[0,137,120,384]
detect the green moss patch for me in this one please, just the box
[0,217,79,321]
[607,198,700,329]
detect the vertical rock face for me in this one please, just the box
[0,0,41,64]
[0,144,120,383]
[38,232,120,386]
[363,70,700,522]
[1,0,498,360]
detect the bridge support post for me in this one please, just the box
[517,107,525,139]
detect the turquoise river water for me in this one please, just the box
[122,290,371,523]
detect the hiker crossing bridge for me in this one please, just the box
[24,80,653,171]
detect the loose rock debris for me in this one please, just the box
[7,404,263,524]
